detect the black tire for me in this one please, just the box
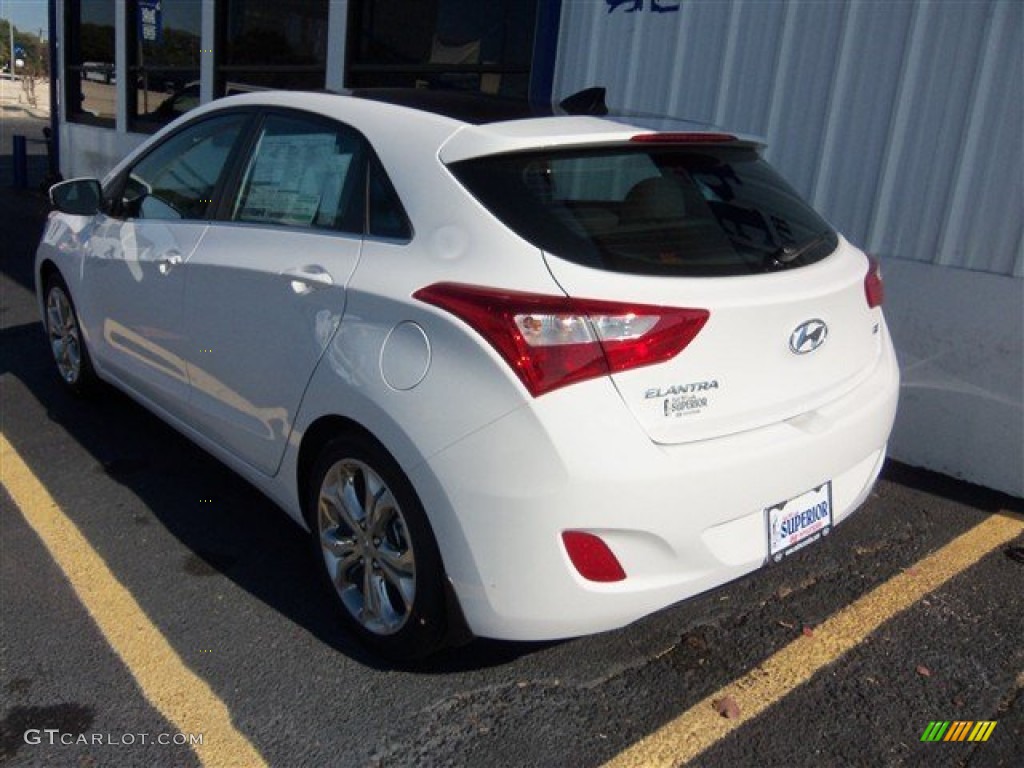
[42,271,98,396]
[307,435,449,661]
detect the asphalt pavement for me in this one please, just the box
[1,166,1022,767]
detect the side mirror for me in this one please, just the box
[49,178,102,216]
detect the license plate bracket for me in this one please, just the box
[766,482,833,562]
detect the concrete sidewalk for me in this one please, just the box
[0,101,50,121]
[0,76,52,120]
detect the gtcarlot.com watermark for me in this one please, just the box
[24,729,204,747]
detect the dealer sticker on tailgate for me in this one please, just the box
[767,482,833,561]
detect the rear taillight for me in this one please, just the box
[414,283,709,397]
[561,531,626,582]
[865,257,884,308]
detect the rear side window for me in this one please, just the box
[450,146,838,276]
[233,114,366,233]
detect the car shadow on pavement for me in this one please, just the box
[1,187,563,672]
[0,319,562,672]
[0,188,49,296]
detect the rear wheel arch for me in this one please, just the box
[38,259,61,291]
[297,414,473,655]
[297,415,383,527]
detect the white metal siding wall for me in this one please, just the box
[554,0,1023,277]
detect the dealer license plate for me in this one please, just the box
[767,482,833,561]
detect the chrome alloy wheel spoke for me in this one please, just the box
[362,568,384,624]
[376,541,415,607]
[321,469,364,534]
[339,471,368,531]
[365,485,397,540]
[46,302,64,334]
[321,527,360,574]
[318,489,360,579]
[51,336,67,366]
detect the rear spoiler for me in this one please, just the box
[559,87,609,116]
[439,88,763,163]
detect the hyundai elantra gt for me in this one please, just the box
[36,89,899,659]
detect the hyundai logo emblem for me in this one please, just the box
[789,319,828,354]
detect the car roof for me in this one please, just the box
[342,87,739,136]
[346,88,560,125]
[340,88,759,161]
[175,88,759,166]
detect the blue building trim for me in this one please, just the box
[529,0,562,106]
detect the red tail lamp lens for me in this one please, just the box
[865,257,884,308]
[562,531,626,582]
[414,282,708,397]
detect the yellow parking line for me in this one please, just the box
[604,510,1024,768]
[1,434,268,768]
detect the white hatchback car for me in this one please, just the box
[37,88,899,659]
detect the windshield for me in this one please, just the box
[450,145,838,276]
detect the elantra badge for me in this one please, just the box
[789,319,828,354]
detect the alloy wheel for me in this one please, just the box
[316,459,417,635]
[46,285,82,384]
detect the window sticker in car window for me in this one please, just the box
[238,133,352,227]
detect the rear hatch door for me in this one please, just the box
[449,139,884,444]
[542,245,882,444]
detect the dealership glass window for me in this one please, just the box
[127,0,203,133]
[216,0,329,94]
[65,0,117,126]
[347,0,539,98]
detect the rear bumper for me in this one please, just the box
[412,324,899,641]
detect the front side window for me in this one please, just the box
[451,146,838,276]
[119,114,249,220]
[232,114,366,232]
[65,0,116,126]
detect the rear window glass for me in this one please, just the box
[449,146,838,276]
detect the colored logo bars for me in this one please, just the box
[920,721,997,742]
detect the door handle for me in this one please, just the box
[283,265,334,294]
[157,253,183,275]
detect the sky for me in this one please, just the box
[2,0,50,38]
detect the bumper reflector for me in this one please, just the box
[562,531,626,582]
